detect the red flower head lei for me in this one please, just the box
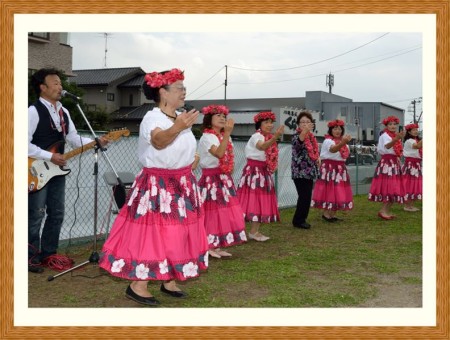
[202,105,230,116]
[254,111,276,123]
[405,123,419,131]
[327,119,345,128]
[382,116,403,157]
[382,115,400,126]
[144,68,184,88]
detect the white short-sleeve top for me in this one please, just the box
[244,131,266,161]
[198,133,234,169]
[138,107,196,169]
[403,138,421,158]
[377,132,396,155]
[320,138,348,161]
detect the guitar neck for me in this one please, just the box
[63,140,98,160]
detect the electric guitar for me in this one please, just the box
[28,128,130,193]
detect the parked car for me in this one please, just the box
[346,144,377,165]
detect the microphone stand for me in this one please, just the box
[48,99,125,281]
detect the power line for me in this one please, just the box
[228,33,390,72]
[229,46,420,85]
[188,66,225,96]
[189,83,224,101]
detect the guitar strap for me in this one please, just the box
[58,108,67,139]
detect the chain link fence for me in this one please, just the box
[60,131,376,243]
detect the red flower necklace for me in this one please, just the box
[296,128,319,161]
[383,129,403,157]
[203,129,234,174]
[324,134,350,159]
[256,129,279,173]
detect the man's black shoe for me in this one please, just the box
[293,222,311,229]
[28,265,44,273]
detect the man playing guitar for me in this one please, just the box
[28,68,108,273]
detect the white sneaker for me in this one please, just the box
[248,232,270,242]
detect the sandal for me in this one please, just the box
[248,232,270,242]
[216,249,232,257]
[208,249,221,258]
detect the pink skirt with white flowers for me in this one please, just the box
[99,166,209,281]
[311,159,353,211]
[237,159,280,223]
[368,154,405,203]
[402,157,422,201]
[198,167,247,249]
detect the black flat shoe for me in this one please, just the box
[160,283,188,298]
[125,285,160,306]
[322,215,336,223]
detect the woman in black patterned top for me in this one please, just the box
[291,111,320,229]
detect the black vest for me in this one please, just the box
[30,100,70,154]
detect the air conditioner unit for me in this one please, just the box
[365,128,374,140]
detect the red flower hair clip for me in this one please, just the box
[382,115,400,126]
[327,119,345,128]
[144,68,184,88]
[405,123,419,130]
[202,105,230,116]
[254,111,276,123]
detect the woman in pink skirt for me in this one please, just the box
[237,111,284,242]
[99,68,208,306]
[402,123,423,212]
[311,119,353,222]
[368,115,406,220]
[197,105,247,258]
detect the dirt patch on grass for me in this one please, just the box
[357,273,422,308]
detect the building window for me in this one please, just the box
[59,33,69,45]
[28,32,50,40]
[340,107,347,116]
[129,94,134,106]
[107,93,115,101]
[87,104,97,111]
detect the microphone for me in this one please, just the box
[61,90,81,101]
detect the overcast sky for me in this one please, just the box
[69,31,422,123]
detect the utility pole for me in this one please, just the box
[224,65,228,104]
[409,97,422,123]
[326,73,334,94]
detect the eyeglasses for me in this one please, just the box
[169,85,187,92]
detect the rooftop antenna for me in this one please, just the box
[103,33,109,68]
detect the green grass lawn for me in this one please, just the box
[28,195,422,308]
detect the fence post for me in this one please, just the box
[355,152,359,195]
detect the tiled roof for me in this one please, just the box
[118,74,146,88]
[70,67,145,86]
[115,103,156,119]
